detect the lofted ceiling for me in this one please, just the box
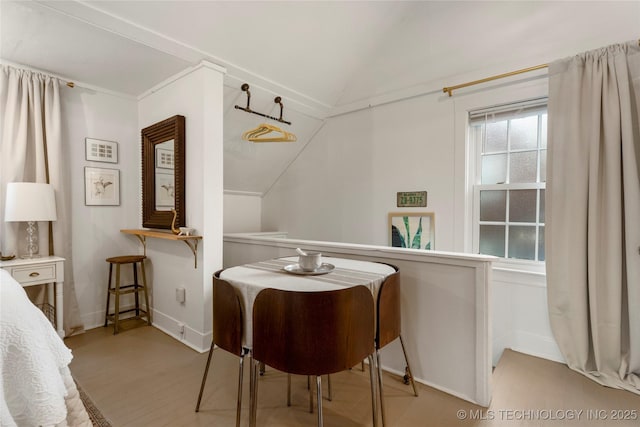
[2,1,638,194]
[0,0,416,194]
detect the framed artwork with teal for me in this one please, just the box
[388,212,435,250]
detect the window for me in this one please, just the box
[470,99,547,262]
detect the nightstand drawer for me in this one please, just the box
[11,264,56,284]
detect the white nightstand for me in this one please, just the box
[0,256,65,338]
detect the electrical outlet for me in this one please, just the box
[176,287,186,303]
[178,322,185,335]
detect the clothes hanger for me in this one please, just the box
[235,84,297,142]
[242,124,270,140]
[242,123,297,143]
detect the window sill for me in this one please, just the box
[491,260,547,288]
[492,259,546,276]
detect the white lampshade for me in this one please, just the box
[4,182,57,222]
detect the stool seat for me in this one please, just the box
[104,254,151,334]
[106,255,147,264]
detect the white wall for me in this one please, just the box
[55,61,226,349]
[138,61,225,351]
[492,268,562,365]
[262,92,455,249]
[223,191,262,233]
[62,86,140,329]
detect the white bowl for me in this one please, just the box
[178,227,195,236]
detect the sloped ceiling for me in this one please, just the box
[0,0,415,194]
[2,1,638,193]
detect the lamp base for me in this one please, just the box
[24,220,40,258]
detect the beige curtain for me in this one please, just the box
[546,41,640,393]
[0,65,84,336]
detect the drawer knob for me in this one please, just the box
[29,272,40,277]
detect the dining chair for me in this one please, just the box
[250,286,378,427]
[375,263,419,427]
[195,270,248,427]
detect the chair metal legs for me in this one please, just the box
[287,374,313,412]
[288,374,331,413]
[250,358,258,427]
[195,342,215,412]
[368,354,379,427]
[316,376,323,427]
[306,376,313,413]
[376,349,386,427]
[253,362,376,427]
[310,376,336,427]
[235,354,245,427]
[399,335,418,397]
[196,343,245,427]
[376,334,418,427]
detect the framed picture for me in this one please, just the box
[85,138,118,163]
[388,212,435,250]
[155,141,175,169]
[155,172,175,209]
[85,167,120,206]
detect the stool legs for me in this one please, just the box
[114,264,121,334]
[133,263,140,316]
[139,260,152,326]
[104,258,151,334]
[104,263,113,327]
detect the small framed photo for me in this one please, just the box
[85,138,118,163]
[388,212,435,250]
[155,172,175,210]
[155,141,175,169]
[85,167,120,206]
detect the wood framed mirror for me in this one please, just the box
[141,115,185,229]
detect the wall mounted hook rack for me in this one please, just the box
[234,83,292,125]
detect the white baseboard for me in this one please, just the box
[151,308,211,353]
[80,306,212,353]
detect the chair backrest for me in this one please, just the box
[252,286,374,376]
[376,264,401,349]
[212,269,243,356]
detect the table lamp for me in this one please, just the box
[4,182,57,258]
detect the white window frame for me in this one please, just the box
[452,79,549,275]
[470,102,547,268]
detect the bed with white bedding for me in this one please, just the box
[0,268,91,426]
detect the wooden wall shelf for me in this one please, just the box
[121,229,202,268]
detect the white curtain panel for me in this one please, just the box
[0,65,83,335]
[0,67,50,252]
[546,41,640,394]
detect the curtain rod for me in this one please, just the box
[442,64,548,97]
[443,39,640,97]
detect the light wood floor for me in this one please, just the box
[66,323,640,426]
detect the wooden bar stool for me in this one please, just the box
[104,255,151,334]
